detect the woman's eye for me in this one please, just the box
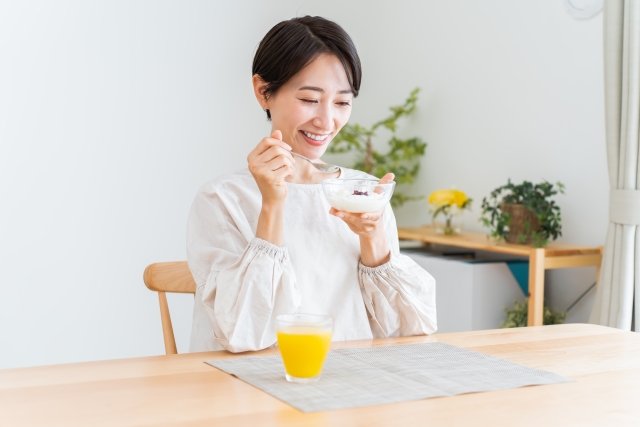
[299,99,318,104]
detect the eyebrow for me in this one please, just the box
[298,86,353,95]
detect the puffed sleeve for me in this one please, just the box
[187,183,301,353]
[357,205,437,338]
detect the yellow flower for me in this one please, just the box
[428,189,455,207]
[429,189,469,208]
[452,190,468,208]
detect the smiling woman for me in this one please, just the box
[252,54,354,162]
[186,16,437,353]
[252,16,361,120]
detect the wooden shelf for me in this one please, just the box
[398,226,601,257]
[398,225,603,327]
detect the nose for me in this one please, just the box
[312,102,333,132]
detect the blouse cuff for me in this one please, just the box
[358,252,395,274]
[249,237,289,260]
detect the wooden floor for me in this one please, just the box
[1,324,639,426]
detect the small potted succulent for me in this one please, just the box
[428,188,472,235]
[480,180,564,247]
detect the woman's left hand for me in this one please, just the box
[330,173,395,267]
[329,172,395,238]
[329,206,386,239]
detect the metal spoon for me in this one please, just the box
[291,152,340,173]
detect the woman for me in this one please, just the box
[187,16,436,353]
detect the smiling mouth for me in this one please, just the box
[299,130,330,146]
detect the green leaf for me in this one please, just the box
[500,297,566,328]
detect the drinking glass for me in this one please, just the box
[276,314,333,383]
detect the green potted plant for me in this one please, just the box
[501,298,567,328]
[326,87,427,207]
[480,180,564,247]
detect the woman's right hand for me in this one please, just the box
[247,130,296,206]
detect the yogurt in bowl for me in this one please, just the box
[322,179,395,213]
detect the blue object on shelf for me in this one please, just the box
[505,261,529,296]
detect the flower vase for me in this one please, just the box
[432,211,463,235]
[428,189,472,236]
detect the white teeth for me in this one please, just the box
[302,130,328,141]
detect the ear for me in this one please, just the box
[252,74,269,109]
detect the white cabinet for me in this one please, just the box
[402,250,526,333]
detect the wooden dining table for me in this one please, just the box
[2,324,639,426]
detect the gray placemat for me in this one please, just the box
[206,342,572,412]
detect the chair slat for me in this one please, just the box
[158,291,178,355]
[143,261,196,355]
[144,262,196,293]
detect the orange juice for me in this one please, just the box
[277,326,333,378]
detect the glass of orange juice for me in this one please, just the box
[276,314,333,383]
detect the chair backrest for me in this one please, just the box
[143,261,196,355]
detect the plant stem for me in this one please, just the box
[364,136,373,174]
[445,214,453,235]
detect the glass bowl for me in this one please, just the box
[321,179,395,213]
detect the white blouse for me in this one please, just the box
[187,167,437,353]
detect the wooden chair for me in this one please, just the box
[143,261,196,355]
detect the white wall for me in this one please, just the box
[0,1,607,369]
[0,0,281,369]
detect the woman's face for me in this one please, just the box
[255,54,354,160]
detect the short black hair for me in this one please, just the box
[252,16,362,120]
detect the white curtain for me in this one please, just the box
[590,0,640,331]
